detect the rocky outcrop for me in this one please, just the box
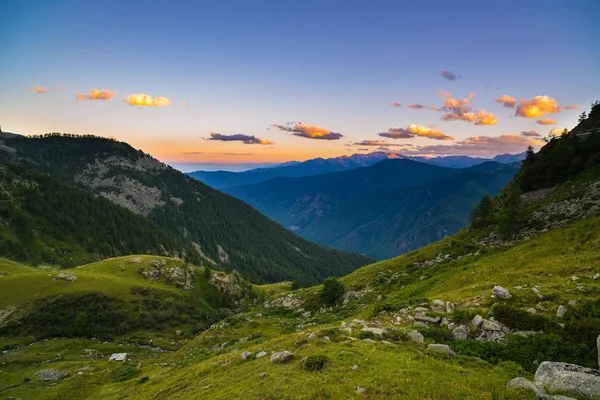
[534,362,600,399]
[209,273,244,296]
[270,351,295,363]
[138,259,194,289]
[492,286,512,299]
[264,293,302,310]
[54,272,77,282]
[36,369,66,381]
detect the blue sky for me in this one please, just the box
[1,0,598,168]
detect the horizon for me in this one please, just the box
[1,0,597,165]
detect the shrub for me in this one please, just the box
[321,278,345,306]
[421,326,454,344]
[451,308,477,325]
[493,304,558,331]
[384,329,410,342]
[359,330,376,340]
[304,355,329,371]
[114,362,140,382]
[138,376,150,384]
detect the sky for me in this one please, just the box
[1,0,599,170]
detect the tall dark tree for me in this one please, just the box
[578,111,588,122]
[470,194,494,228]
[498,187,523,239]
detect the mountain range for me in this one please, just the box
[188,151,525,190]
[0,133,372,284]
[225,160,520,259]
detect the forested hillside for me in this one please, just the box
[0,134,372,284]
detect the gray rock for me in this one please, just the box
[472,315,484,328]
[259,371,267,378]
[302,311,312,318]
[377,295,383,302]
[341,326,352,334]
[255,351,267,359]
[307,330,321,340]
[414,307,430,312]
[537,395,577,400]
[361,327,386,338]
[527,308,537,314]
[427,344,456,357]
[534,361,600,399]
[409,330,424,344]
[381,340,398,347]
[598,335,600,369]
[413,321,428,328]
[36,369,66,381]
[356,387,368,395]
[362,338,378,344]
[240,351,253,360]
[55,272,77,282]
[452,325,469,340]
[175,329,183,336]
[481,319,503,331]
[351,364,359,371]
[593,273,600,280]
[270,351,295,363]
[414,314,441,324]
[556,305,567,319]
[505,377,546,396]
[492,286,512,299]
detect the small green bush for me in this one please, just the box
[451,308,477,325]
[421,326,454,344]
[304,355,328,371]
[321,278,345,306]
[114,362,140,382]
[493,304,558,332]
[384,329,410,342]
[359,330,376,340]
[138,376,150,384]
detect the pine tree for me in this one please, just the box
[470,194,494,228]
[498,187,523,239]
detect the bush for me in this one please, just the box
[321,278,345,306]
[451,308,477,325]
[384,329,410,342]
[304,355,329,371]
[421,326,454,344]
[359,330,376,340]
[114,362,140,382]
[138,376,150,384]
[493,304,558,332]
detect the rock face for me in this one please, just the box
[492,286,512,299]
[270,351,295,363]
[534,361,600,399]
[55,272,77,282]
[36,369,66,381]
[138,259,195,289]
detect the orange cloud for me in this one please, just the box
[271,123,343,140]
[390,102,402,107]
[474,110,498,125]
[563,105,580,110]
[495,94,516,108]
[124,93,171,107]
[515,95,560,118]
[76,89,117,100]
[469,92,476,99]
[179,101,191,108]
[408,104,428,109]
[207,132,274,145]
[379,124,454,141]
[536,118,557,125]
[437,91,497,125]
[351,140,404,147]
[550,127,568,137]
[428,106,439,111]
[29,86,47,94]
[460,134,544,148]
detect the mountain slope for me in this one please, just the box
[0,134,372,284]
[225,160,518,259]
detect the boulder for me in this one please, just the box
[362,338,378,344]
[409,330,424,344]
[427,344,456,357]
[270,351,295,363]
[109,353,127,362]
[259,372,267,378]
[492,286,512,299]
[307,330,321,341]
[361,327,386,338]
[472,315,484,328]
[556,305,567,319]
[534,361,600,399]
[452,325,469,340]
[381,340,398,347]
[255,351,267,359]
[36,369,66,381]
[481,319,503,331]
[356,387,368,395]
[351,364,360,371]
[597,335,600,368]
[505,377,546,396]
[240,351,253,360]
[414,314,441,324]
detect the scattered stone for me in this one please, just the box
[302,311,312,318]
[413,321,428,328]
[505,377,546,396]
[472,315,484,328]
[351,364,359,371]
[175,329,182,336]
[414,314,441,324]
[568,300,577,306]
[593,273,600,280]
[492,286,512,299]
[256,351,267,359]
[356,387,368,395]
[270,351,295,363]
[377,295,383,302]
[55,272,77,282]
[307,331,320,341]
[238,336,251,343]
[240,351,253,360]
[534,361,600,399]
[427,344,456,357]
[295,339,308,347]
[570,276,578,282]
[414,307,430,312]
[447,322,456,330]
[256,313,263,318]
[452,325,469,340]
[36,369,66,381]
[259,372,266,378]
[204,384,212,389]
[409,331,424,344]
[527,308,537,314]
[381,340,398,347]
[481,319,503,331]
[440,317,449,326]
[361,327,386,338]
[362,338,378,344]
[341,327,352,334]
[556,305,568,319]
[109,353,127,362]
